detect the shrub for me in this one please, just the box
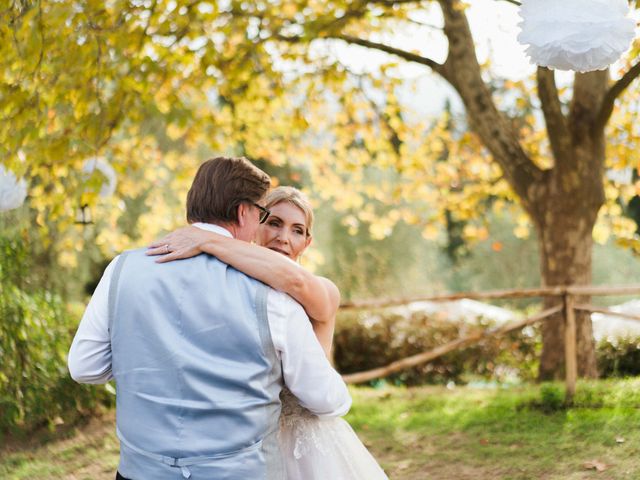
[597,336,640,378]
[333,309,539,385]
[0,235,113,435]
[538,383,565,411]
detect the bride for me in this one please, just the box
[147,186,388,480]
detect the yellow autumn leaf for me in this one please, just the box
[592,223,611,245]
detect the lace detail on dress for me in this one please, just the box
[280,388,328,459]
[278,387,389,479]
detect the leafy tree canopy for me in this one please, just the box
[2,0,639,263]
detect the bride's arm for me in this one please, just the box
[147,226,340,356]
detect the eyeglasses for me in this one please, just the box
[253,203,271,224]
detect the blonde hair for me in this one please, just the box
[264,186,314,236]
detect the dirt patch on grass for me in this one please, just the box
[361,429,520,480]
[1,411,119,480]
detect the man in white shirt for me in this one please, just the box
[68,156,351,480]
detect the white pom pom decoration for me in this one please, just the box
[518,0,636,72]
[82,157,117,198]
[0,165,27,212]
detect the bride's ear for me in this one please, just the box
[304,234,312,250]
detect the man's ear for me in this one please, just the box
[236,203,249,228]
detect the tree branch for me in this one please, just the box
[138,0,157,49]
[436,0,543,212]
[536,67,571,162]
[596,60,640,131]
[369,0,429,5]
[569,70,608,140]
[333,34,448,80]
[359,80,404,157]
[403,17,443,30]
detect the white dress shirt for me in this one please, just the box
[68,223,351,418]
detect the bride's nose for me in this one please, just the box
[276,229,290,244]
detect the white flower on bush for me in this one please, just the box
[517,0,636,72]
[82,157,117,198]
[0,165,27,212]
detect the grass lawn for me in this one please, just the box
[2,379,640,479]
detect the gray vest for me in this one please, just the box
[109,249,284,479]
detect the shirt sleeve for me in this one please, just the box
[67,256,118,384]
[268,290,352,417]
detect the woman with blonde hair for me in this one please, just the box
[148,186,388,479]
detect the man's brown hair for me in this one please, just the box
[186,156,271,224]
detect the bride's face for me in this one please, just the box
[256,201,312,260]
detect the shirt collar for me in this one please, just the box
[192,222,234,238]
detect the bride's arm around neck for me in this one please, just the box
[148,226,340,357]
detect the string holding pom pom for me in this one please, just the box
[82,157,117,198]
[517,0,636,72]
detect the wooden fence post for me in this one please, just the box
[564,293,577,404]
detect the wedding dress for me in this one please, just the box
[279,388,389,479]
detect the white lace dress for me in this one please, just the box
[279,388,389,479]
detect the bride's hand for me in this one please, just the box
[146,226,213,263]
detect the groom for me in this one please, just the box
[68,156,351,480]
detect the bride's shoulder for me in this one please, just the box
[318,277,340,310]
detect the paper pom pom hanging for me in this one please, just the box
[518,0,636,73]
[0,165,27,212]
[82,157,117,198]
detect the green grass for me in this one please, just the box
[2,379,640,479]
[349,379,640,479]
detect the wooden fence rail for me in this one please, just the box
[573,304,640,323]
[339,284,640,310]
[340,284,640,403]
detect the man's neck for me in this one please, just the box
[191,222,236,238]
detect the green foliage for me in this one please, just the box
[313,207,545,303]
[314,204,448,300]
[535,383,565,412]
[597,336,640,378]
[523,379,640,414]
[571,378,640,408]
[0,232,112,435]
[442,211,540,301]
[333,309,539,385]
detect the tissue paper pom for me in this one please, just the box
[82,157,117,198]
[518,0,636,72]
[0,165,27,212]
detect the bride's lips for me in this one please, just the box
[269,247,291,257]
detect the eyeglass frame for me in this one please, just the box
[252,203,271,224]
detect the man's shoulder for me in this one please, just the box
[116,247,151,261]
[267,288,307,316]
[267,288,296,304]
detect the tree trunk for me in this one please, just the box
[534,71,608,380]
[534,140,605,380]
[537,209,598,380]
